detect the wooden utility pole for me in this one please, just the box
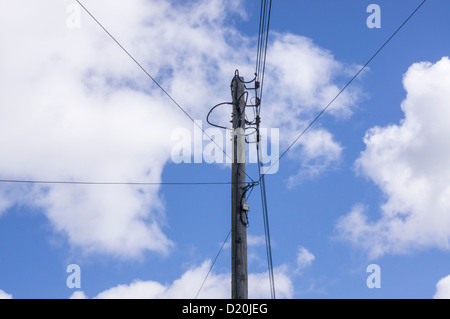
[231,72,248,299]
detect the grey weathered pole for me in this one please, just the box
[231,72,248,299]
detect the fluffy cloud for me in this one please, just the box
[336,57,450,258]
[434,275,450,299]
[71,260,293,299]
[265,33,358,122]
[0,0,359,258]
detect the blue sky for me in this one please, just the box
[1,0,450,299]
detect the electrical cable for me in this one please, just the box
[0,179,247,186]
[257,144,276,299]
[253,0,276,299]
[255,0,273,110]
[195,229,231,299]
[75,0,256,184]
[73,0,425,301]
[257,0,428,178]
[248,0,427,298]
[206,102,234,130]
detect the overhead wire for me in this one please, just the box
[75,0,194,124]
[249,1,427,298]
[257,0,428,178]
[195,229,231,299]
[257,145,275,299]
[75,0,255,184]
[69,0,426,301]
[0,1,257,187]
[0,179,245,186]
[255,0,273,108]
[254,0,276,299]
[194,179,259,298]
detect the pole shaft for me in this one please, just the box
[231,74,248,299]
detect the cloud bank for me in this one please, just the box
[70,260,294,299]
[0,0,359,258]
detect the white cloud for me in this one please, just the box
[0,289,12,299]
[94,261,229,299]
[296,246,315,272]
[0,0,360,258]
[337,57,450,258]
[74,260,293,299]
[434,275,450,299]
[266,34,357,118]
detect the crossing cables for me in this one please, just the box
[254,0,276,299]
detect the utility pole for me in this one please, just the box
[231,72,248,299]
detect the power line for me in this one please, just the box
[257,146,275,299]
[75,0,194,124]
[73,0,426,300]
[254,0,276,299]
[255,0,273,108]
[75,0,255,184]
[259,0,428,177]
[0,179,242,186]
[195,229,231,299]
[249,1,427,295]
